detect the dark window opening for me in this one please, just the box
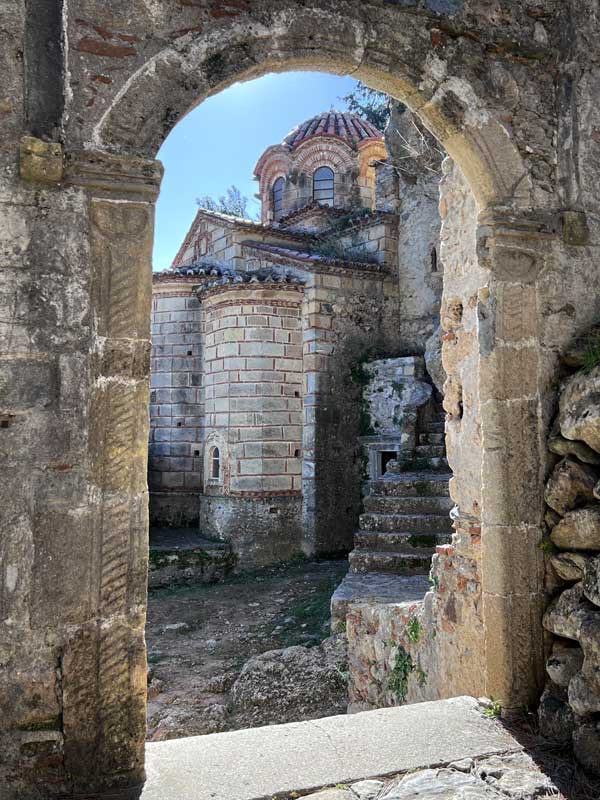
[194,450,200,457]
[272,177,285,220]
[431,246,438,272]
[211,447,220,479]
[380,451,397,475]
[294,449,301,458]
[313,166,334,206]
[187,349,193,356]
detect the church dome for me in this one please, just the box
[282,111,383,151]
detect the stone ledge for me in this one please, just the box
[142,696,523,800]
[331,572,430,633]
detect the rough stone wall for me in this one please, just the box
[149,283,204,526]
[376,106,443,355]
[538,358,600,774]
[301,270,401,554]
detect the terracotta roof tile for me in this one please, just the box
[282,111,383,151]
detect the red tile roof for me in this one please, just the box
[283,111,383,151]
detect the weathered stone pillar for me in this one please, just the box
[61,150,163,795]
[476,209,554,709]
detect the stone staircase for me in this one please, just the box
[349,414,452,575]
[331,412,452,629]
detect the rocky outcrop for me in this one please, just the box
[230,635,348,726]
[539,340,600,774]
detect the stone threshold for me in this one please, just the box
[142,696,523,800]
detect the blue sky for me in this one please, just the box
[153,72,359,270]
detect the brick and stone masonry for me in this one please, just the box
[198,282,305,565]
[149,278,204,525]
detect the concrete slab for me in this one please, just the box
[142,697,523,800]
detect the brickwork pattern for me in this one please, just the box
[149,287,204,493]
[256,132,385,224]
[202,286,304,497]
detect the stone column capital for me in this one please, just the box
[64,149,164,200]
[476,207,557,283]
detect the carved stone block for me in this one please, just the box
[19,136,63,184]
[90,200,154,341]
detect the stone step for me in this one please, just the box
[415,444,446,458]
[421,420,445,432]
[354,529,452,554]
[407,455,449,471]
[363,494,453,515]
[142,697,526,800]
[359,512,453,534]
[368,473,452,497]
[349,549,433,574]
[330,572,430,632]
[418,431,445,445]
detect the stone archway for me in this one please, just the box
[7,2,591,798]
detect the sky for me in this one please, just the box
[153,71,359,271]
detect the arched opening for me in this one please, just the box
[210,446,220,480]
[313,165,335,206]
[272,176,285,220]
[8,6,567,797]
[91,44,542,785]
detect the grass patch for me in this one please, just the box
[269,568,346,648]
[483,698,502,718]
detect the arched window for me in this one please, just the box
[272,177,284,220]
[313,166,334,206]
[210,447,220,480]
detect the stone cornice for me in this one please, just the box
[64,149,164,199]
[241,241,389,277]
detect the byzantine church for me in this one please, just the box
[149,110,428,567]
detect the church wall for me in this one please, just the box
[173,216,243,269]
[301,270,401,555]
[335,218,398,268]
[199,284,304,566]
[259,137,381,223]
[148,283,204,526]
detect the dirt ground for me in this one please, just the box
[145,557,348,741]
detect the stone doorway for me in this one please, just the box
[6,3,589,797]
